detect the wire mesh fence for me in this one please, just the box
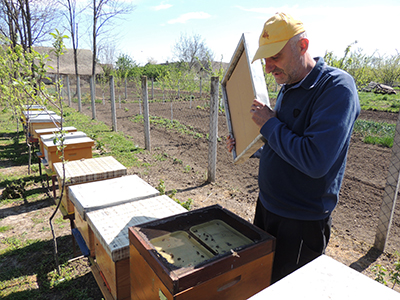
[60,74,400,253]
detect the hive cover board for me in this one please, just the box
[221,32,270,164]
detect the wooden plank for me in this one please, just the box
[94,235,130,300]
[221,32,270,164]
[89,257,115,300]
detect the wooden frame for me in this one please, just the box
[128,205,275,299]
[221,33,270,164]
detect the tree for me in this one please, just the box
[0,0,60,51]
[90,0,134,77]
[172,33,214,71]
[58,0,88,95]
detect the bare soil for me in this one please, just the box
[1,94,400,297]
[76,96,400,288]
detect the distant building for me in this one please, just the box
[33,47,103,83]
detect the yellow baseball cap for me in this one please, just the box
[252,12,305,63]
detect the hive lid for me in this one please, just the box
[87,195,187,261]
[68,175,160,220]
[53,156,127,184]
[35,126,77,135]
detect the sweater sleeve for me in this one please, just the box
[260,79,359,179]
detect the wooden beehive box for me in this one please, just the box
[28,114,63,140]
[221,33,270,164]
[68,175,159,258]
[22,104,46,111]
[36,127,78,157]
[87,195,187,300]
[128,204,275,300]
[42,133,94,171]
[53,156,127,216]
[22,110,56,125]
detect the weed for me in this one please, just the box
[0,225,13,232]
[173,157,183,164]
[372,251,400,289]
[31,217,44,225]
[156,179,166,195]
[184,165,191,173]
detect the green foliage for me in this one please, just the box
[131,114,204,140]
[155,179,192,210]
[62,107,144,168]
[353,119,395,147]
[372,251,400,289]
[358,92,400,113]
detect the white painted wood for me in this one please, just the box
[68,175,160,220]
[249,255,399,300]
[87,195,187,262]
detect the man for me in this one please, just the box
[227,12,360,283]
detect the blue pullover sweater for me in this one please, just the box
[258,57,360,221]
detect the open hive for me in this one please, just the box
[129,204,275,300]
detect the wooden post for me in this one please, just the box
[374,111,400,251]
[200,77,202,98]
[142,76,151,151]
[90,76,96,119]
[66,75,71,107]
[124,78,128,99]
[151,77,154,100]
[77,75,82,112]
[110,76,117,132]
[208,77,219,182]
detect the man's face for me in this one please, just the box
[263,40,302,85]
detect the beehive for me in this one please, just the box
[28,114,63,140]
[129,204,275,300]
[53,156,127,216]
[36,127,78,157]
[87,195,187,300]
[42,133,94,170]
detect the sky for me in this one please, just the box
[109,0,399,66]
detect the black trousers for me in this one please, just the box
[253,198,332,284]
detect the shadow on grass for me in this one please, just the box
[0,136,31,167]
[0,236,103,300]
[0,197,55,219]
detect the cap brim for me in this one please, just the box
[251,40,288,63]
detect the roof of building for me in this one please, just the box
[34,46,103,76]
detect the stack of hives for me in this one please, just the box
[21,105,276,300]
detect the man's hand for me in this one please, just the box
[250,99,276,128]
[226,135,235,153]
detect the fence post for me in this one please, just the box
[151,77,154,100]
[125,77,128,99]
[200,77,202,98]
[90,76,96,119]
[77,75,82,112]
[208,77,219,182]
[110,76,117,132]
[66,75,71,107]
[142,76,151,151]
[374,112,400,251]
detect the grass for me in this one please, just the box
[358,91,400,113]
[131,114,205,139]
[353,119,395,147]
[61,106,146,168]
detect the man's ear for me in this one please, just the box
[299,38,309,54]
